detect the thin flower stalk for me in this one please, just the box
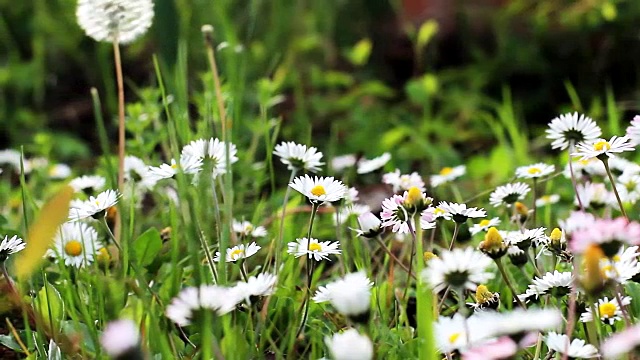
[601,158,628,220]
[295,202,320,338]
[495,258,526,309]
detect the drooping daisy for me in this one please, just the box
[470,218,501,236]
[546,112,602,150]
[518,271,573,303]
[76,0,154,44]
[430,165,466,187]
[181,137,238,177]
[145,156,203,183]
[570,217,640,256]
[515,163,555,179]
[423,247,494,293]
[165,285,241,326]
[313,272,373,318]
[580,295,632,325]
[610,157,640,177]
[507,245,528,267]
[573,136,635,161]
[273,141,324,172]
[489,183,531,207]
[438,201,487,223]
[536,194,560,207]
[626,115,640,145]
[48,164,72,180]
[0,235,26,261]
[70,175,106,193]
[330,154,357,172]
[233,273,278,304]
[601,323,640,359]
[334,203,371,226]
[68,189,121,221]
[545,332,599,359]
[100,319,141,359]
[325,329,373,360]
[214,242,261,263]
[382,169,426,192]
[353,212,382,238]
[123,156,148,182]
[48,222,103,268]
[232,220,267,238]
[288,175,347,204]
[357,152,391,174]
[287,238,341,261]
[575,182,614,209]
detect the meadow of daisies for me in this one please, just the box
[4,1,640,360]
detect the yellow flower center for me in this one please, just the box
[448,332,461,344]
[231,249,244,258]
[406,186,423,206]
[527,167,541,174]
[479,227,505,253]
[171,163,178,169]
[599,302,617,318]
[434,208,445,215]
[479,219,491,227]
[96,247,111,263]
[579,159,591,165]
[515,202,529,216]
[440,167,453,176]
[612,255,621,262]
[64,240,83,257]
[550,228,563,242]
[475,285,493,304]
[593,141,611,151]
[310,185,326,197]
[308,242,322,252]
[423,251,437,262]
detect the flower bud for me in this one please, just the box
[479,227,508,259]
[356,212,382,238]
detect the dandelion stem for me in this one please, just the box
[495,259,526,309]
[601,158,628,220]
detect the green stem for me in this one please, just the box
[412,217,436,359]
[495,259,526,309]
[273,170,297,274]
[568,143,585,211]
[448,222,459,250]
[601,157,628,220]
[294,203,320,338]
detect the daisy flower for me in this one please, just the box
[233,273,278,304]
[462,337,518,360]
[287,238,341,261]
[382,169,426,192]
[489,182,531,207]
[313,272,373,319]
[559,211,596,235]
[123,156,149,182]
[214,242,261,262]
[507,227,547,249]
[572,135,635,161]
[546,112,602,150]
[145,156,203,183]
[518,271,573,303]
[76,0,154,44]
[356,152,391,174]
[423,247,494,293]
[68,189,121,221]
[469,217,501,236]
[325,329,373,360]
[575,182,614,209]
[438,201,486,223]
[380,195,411,233]
[626,115,640,145]
[600,246,640,284]
[430,165,466,188]
[580,295,632,325]
[467,284,500,312]
[0,235,26,261]
[536,194,560,207]
[181,137,238,177]
[70,175,106,193]
[570,217,640,256]
[334,204,371,225]
[165,285,241,326]
[0,149,21,169]
[353,212,382,238]
[100,319,140,359]
[515,163,555,179]
[420,208,437,230]
[232,220,267,238]
[48,222,103,268]
[545,332,599,359]
[288,175,347,204]
[48,164,72,180]
[475,308,562,337]
[330,154,357,172]
[601,323,640,359]
[617,173,640,204]
[435,313,488,353]
[273,141,324,172]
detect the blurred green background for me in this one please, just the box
[2,0,640,175]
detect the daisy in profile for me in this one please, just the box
[76,0,154,44]
[535,194,560,207]
[287,238,341,261]
[334,204,370,226]
[601,323,640,359]
[507,227,547,249]
[330,154,357,172]
[68,189,121,221]
[573,135,635,161]
[313,272,373,320]
[213,242,261,263]
[0,235,26,262]
[145,156,203,183]
[356,152,391,174]
[165,285,241,326]
[422,247,494,293]
[489,183,530,207]
[48,222,103,268]
[430,165,466,188]
[580,295,632,325]
[575,182,614,210]
[546,112,602,150]
[353,212,382,238]
[518,271,573,303]
[382,169,426,192]
[288,175,347,204]
[273,141,324,172]
[570,217,640,256]
[70,175,106,193]
[325,329,373,360]
[467,284,500,311]
[232,220,267,238]
[545,332,599,359]
[515,163,555,179]
[469,217,501,236]
[233,273,278,304]
[626,115,640,145]
[181,137,239,177]
[438,201,486,223]
[100,319,141,360]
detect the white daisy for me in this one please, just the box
[380,194,411,234]
[325,329,373,360]
[422,247,494,293]
[489,182,531,207]
[626,115,640,145]
[559,211,596,235]
[273,141,324,172]
[475,308,562,337]
[610,157,640,177]
[312,271,373,317]
[69,175,106,193]
[330,154,357,172]
[518,271,573,303]
[100,319,140,358]
[546,112,602,150]
[570,217,640,255]
[545,332,599,359]
[123,156,149,181]
[48,164,72,180]
[420,207,437,230]
[232,220,267,238]
[233,273,278,304]
[68,189,121,221]
[165,285,241,326]
[573,136,635,161]
[506,227,547,249]
[181,137,238,177]
[213,242,261,262]
[580,295,632,325]
[22,157,48,174]
[601,323,640,359]
[287,238,341,261]
[333,204,371,225]
[470,217,501,236]
[438,201,487,223]
[145,156,203,183]
[536,194,560,207]
[617,173,640,204]
[356,152,391,174]
[76,0,154,44]
[353,212,382,238]
[382,169,426,192]
[515,163,555,179]
[0,149,21,169]
[600,246,640,284]
[0,235,26,261]
[48,222,103,268]
[435,313,488,353]
[430,165,466,188]
[289,175,347,204]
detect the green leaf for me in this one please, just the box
[417,20,439,51]
[132,228,163,267]
[0,334,23,352]
[35,281,64,331]
[346,39,372,66]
